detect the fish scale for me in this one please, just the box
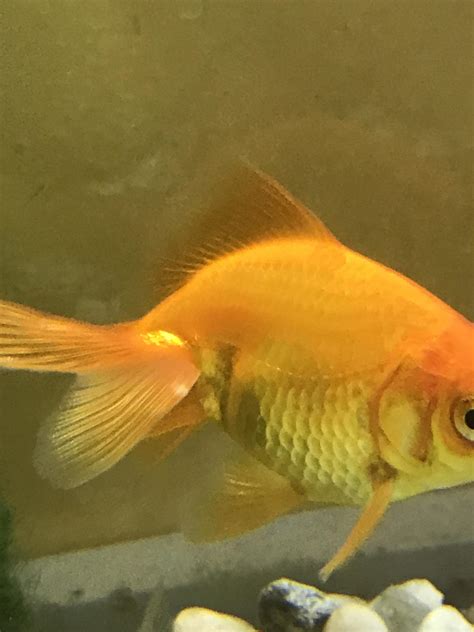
[222,341,376,506]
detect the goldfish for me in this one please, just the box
[0,167,473,578]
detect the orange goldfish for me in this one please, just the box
[0,167,473,578]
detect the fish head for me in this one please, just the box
[426,317,474,484]
[429,388,473,481]
[379,316,474,496]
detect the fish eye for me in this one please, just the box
[466,409,474,430]
[451,397,474,442]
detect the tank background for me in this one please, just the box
[0,0,473,629]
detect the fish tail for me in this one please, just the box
[0,299,137,372]
[0,299,201,488]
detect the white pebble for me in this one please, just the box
[324,603,388,632]
[371,579,443,632]
[418,606,473,632]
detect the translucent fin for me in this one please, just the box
[319,478,394,581]
[184,452,304,542]
[144,426,199,464]
[162,165,338,292]
[147,390,205,438]
[0,299,200,487]
[0,299,134,373]
[34,356,199,489]
[138,392,205,465]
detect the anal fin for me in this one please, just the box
[147,390,205,439]
[139,390,206,464]
[142,426,199,465]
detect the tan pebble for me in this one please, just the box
[173,607,256,632]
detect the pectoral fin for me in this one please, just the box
[183,452,305,542]
[319,476,395,581]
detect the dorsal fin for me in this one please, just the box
[157,165,338,295]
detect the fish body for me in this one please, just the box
[144,237,472,504]
[0,167,472,576]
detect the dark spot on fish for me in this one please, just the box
[218,344,238,412]
[254,415,267,450]
[235,388,266,449]
[367,458,396,483]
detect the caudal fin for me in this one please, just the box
[0,300,200,488]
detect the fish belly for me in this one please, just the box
[223,342,377,506]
